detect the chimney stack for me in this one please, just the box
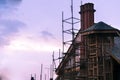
[80,3,95,31]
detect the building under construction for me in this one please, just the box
[55,2,120,80]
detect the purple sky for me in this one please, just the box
[0,0,120,80]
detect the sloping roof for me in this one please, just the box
[83,21,118,32]
[110,37,120,64]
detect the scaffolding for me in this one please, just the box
[55,0,81,80]
[62,0,80,54]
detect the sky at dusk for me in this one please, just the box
[0,0,120,80]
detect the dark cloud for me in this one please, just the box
[0,19,25,46]
[0,19,25,35]
[0,0,22,15]
[0,0,22,6]
[40,31,56,40]
[0,0,24,47]
[0,0,6,4]
[0,67,11,80]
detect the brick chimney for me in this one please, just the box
[80,3,95,31]
[79,3,96,77]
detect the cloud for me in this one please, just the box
[6,35,60,53]
[0,67,11,80]
[0,19,25,46]
[0,19,25,35]
[0,0,25,47]
[0,0,22,7]
[0,0,22,15]
[40,31,56,40]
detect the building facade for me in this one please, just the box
[55,3,120,80]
